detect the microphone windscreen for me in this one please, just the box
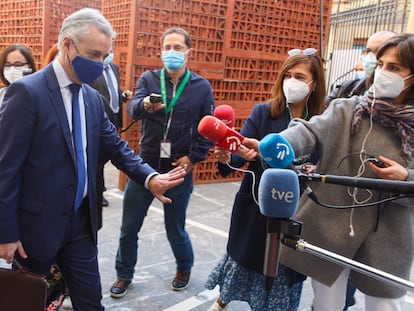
[214,105,235,128]
[259,133,295,168]
[197,115,228,143]
[259,168,300,218]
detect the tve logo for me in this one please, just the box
[258,168,300,218]
[270,188,295,203]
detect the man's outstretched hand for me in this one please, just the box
[148,166,186,204]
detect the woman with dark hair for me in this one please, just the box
[205,49,326,311]
[244,33,414,311]
[0,43,36,103]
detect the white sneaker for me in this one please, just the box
[62,296,73,309]
[207,301,225,311]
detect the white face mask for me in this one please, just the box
[283,78,311,103]
[4,66,24,84]
[373,68,412,98]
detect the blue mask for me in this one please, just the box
[355,71,365,80]
[103,52,114,66]
[161,50,186,70]
[362,52,377,77]
[71,54,104,84]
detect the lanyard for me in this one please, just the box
[160,68,190,138]
[160,68,190,116]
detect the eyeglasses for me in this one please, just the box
[288,48,317,56]
[4,62,28,68]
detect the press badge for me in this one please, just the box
[160,140,171,158]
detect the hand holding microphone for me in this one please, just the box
[214,146,231,164]
[258,133,414,194]
[198,115,244,153]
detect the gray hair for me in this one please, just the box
[57,8,116,51]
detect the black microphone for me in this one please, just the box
[304,174,414,194]
[258,168,300,290]
[258,133,414,195]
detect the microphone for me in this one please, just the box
[214,104,235,128]
[258,133,297,169]
[304,174,414,194]
[259,134,414,194]
[258,168,300,290]
[197,115,244,153]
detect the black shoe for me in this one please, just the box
[171,270,190,291]
[102,196,109,207]
[110,279,131,298]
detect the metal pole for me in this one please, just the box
[320,0,323,58]
[292,239,414,292]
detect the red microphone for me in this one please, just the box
[214,104,235,129]
[198,115,244,153]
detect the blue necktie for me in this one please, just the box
[104,66,119,111]
[69,84,86,212]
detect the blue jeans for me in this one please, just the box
[115,173,194,281]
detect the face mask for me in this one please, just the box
[355,71,365,80]
[283,78,311,103]
[4,67,24,84]
[363,52,377,76]
[161,50,186,70]
[103,52,114,66]
[70,54,104,84]
[373,68,412,98]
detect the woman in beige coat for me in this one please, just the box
[244,33,414,311]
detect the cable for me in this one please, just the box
[305,189,406,209]
[119,119,138,134]
[225,159,260,206]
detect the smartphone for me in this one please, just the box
[149,94,162,103]
[369,158,387,168]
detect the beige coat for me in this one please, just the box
[280,97,414,298]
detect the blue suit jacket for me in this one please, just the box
[0,64,155,261]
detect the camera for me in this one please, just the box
[150,94,162,103]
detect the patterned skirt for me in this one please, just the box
[205,254,305,311]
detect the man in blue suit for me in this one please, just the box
[0,8,185,311]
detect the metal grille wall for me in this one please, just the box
[325,0,411,90]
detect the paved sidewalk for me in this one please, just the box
[1,163,413,310]
[96,164,414,310]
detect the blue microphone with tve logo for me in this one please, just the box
[258,168,300,290]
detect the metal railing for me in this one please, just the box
[325,0,411,90]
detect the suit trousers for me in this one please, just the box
[115,173,194,281]
[16,199,104,311]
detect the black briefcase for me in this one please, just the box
[0,260,48,311]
